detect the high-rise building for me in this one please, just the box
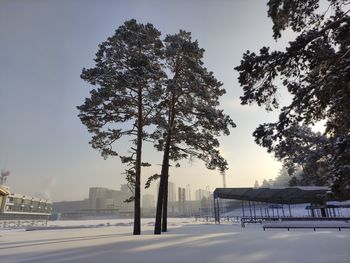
[195,189,210,201]
[157,181,177,202]
[168,181,176,202]
[88,187,107,210]
[178,187,186,215]
[88,186,131,211]
[119,184,134,212]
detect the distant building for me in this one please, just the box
[168,182,176,202]
[0,185,52,221]
[88,185,133,213]
[51,185,134,220]
[178,187,186,215]
[119,184,134,213]
[52,199,88,213]
[195,189,210,201]
[88,187,121,210]
[157,181,177,202]
[142,194,155,209]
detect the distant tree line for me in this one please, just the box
[255,164,329,188]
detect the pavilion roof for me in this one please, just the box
[213,187,350,204]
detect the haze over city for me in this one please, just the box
[0,0,298,202]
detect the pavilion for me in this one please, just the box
[213,187,350,224]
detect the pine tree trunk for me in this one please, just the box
[133,88,143,235]
[155,92,176,235]
[133,141,141,235]
[154,135,171,234]
[162,169,169,232]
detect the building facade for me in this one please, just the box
[88,185,133,213]
[0,185,52,221]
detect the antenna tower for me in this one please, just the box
[0,170,10,185]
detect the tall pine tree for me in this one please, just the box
[153,31,235,234]
[77,19,164,235]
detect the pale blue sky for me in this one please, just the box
[0,0,294,201]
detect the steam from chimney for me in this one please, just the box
[38,177,57,200]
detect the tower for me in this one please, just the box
[0,170,10,185]
[222,172,226,188]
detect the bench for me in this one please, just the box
[263,221,350,231]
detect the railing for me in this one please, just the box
[263,225,350,231]
[240,216,350,227]
[195,215,241,223]
[240,216,279,227]
[0,211,49,229]
[0,219,48,229]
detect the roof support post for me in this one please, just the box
[214,197,220,224]
[241,200,245,218]
[253,201,256,219]
[248,200,253,220]
[213,197,217,223]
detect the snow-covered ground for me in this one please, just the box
[1,218,349,263]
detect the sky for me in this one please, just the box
[0,0,297,202]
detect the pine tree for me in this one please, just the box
[153,31,236,234]
[235,0,350,196]
[77,19,164,235]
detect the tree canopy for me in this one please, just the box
[235,0,350,196]
[154,31,235,172]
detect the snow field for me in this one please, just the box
[0,218,349,263]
